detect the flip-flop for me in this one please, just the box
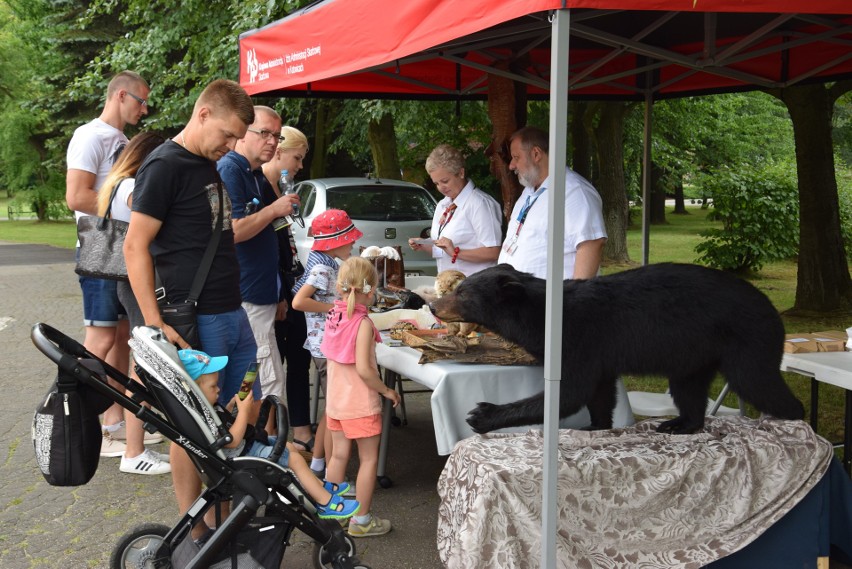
[292,437,314,455]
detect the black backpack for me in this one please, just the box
[32,359,113,486]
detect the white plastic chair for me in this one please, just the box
[627,383,743,418]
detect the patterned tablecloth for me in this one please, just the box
[437,416,833,569]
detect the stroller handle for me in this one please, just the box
[257,395,290,462]
[32,322,88,367]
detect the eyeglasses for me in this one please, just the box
[247,127,283,142]
[126,92,148,107]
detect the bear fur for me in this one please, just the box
[430,263,805,435]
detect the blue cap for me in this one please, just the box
[178,349,229,380]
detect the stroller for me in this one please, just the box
[31,322,369,569]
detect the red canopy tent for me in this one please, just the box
[239,0,852,101]
[240,3,852,567]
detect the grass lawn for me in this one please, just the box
[607,206,849,449]
[0,204,847,446]
[0,219,77,249]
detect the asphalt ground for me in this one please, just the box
[0,241,447,569]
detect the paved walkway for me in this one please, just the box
[0,243,446,568]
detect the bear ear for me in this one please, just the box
[494,271,526,299]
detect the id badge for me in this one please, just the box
[503,235,518,255]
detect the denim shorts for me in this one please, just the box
[197,308,259,405]
[246,436,290,468]
[77,248,127,326]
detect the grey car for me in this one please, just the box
[291,177,438,276]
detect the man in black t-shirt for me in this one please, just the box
[124,79,258,540]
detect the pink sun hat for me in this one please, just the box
[309,209,363,251]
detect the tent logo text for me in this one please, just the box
[285,45,322,76]
[246,48,259,83]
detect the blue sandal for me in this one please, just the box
[316,494,360,520]
[323,480,351,496]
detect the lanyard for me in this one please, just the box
[514,187,546,233]
[437,203,457,237]
[503,187,546,255]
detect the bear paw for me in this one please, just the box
[656,416,703,435]
[466,402,501,434]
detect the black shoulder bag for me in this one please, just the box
[157,171,224,348]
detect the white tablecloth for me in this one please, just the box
[781,351,852,390]
[376,341,635,455]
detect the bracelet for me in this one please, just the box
[451,247,460,264]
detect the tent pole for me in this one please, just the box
[543,8,570,569]
[641,79,654,265]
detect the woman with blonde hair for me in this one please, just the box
[260,126,323,469]
[96,131,169,475]
[409,143,502,275]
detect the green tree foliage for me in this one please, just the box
[79,0,304,130]
[836,164,852,260]
[621,93,796,203]
[1,0,308,217]
[833,93,852,167]
[0,1,71,218]
[694,162,799,272]
[329,99,495,194]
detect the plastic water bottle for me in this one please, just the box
[279,169,298,215]
[244,197,260,215]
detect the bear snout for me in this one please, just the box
[430,296,463,323]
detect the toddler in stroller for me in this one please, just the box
[31,322,370,569]
[176,348,359,521]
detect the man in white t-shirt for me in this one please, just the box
[66,71,150,457]
[498,126,607,280]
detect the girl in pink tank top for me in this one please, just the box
[321,257,401,537]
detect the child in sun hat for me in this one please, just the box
[291,209,363,480]
[177,349,360,520]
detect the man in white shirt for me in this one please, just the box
[66,71,150,456]
[498,126,607,280]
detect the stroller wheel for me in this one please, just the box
[110,523,170,569]
[312,531,357,569]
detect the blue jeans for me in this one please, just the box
[197,308,259,405]
[246,436,290,468]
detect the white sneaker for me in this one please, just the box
[148,449,170,463]
[108,421,164,445]
[120,449,171,475]
[100,433,127,457]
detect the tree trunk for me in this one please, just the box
[571,101,593,182]
[487,60,525,222]
[367,112,401,179]
[581,103,601,189]
[671,175,688,214]
[593,101,631,264]
[311,100,331,178]
[773,83,852,313]
[650,162,667,224]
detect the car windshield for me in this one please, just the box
[326,186,435,222]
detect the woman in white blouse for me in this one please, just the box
[409,144,502,275]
